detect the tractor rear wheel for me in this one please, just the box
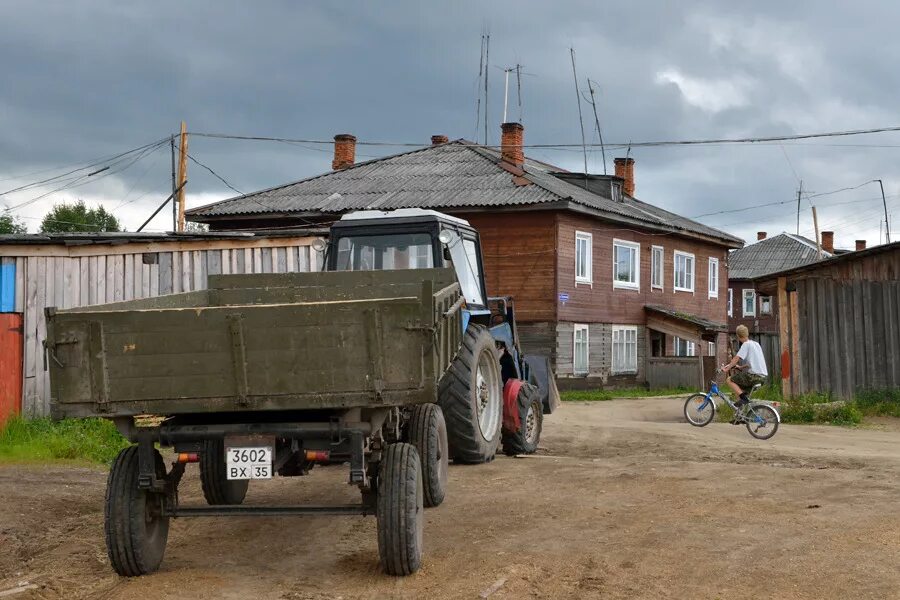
[406,403,449,507]
[438,324,503,464]
[501,382,543,456]
[200,439,249,505]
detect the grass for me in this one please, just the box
[0,416,128,464]
[561,386,692,402]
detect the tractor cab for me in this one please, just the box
[325,209,491,321]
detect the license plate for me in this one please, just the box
[225,445,273,480]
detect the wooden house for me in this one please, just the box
[187,124,742,389]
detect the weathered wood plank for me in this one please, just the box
[124,255,134,301]
[192,250,204,290]
[33,257,47,414]
[261,247,273,273]
[286,246,295,272]
[852,280,866,391]
[150,263,159,297]
[275,247,287,274]
[207,250,222,276]
[776,276,790,396]
[158,252,173,295]
[172,251,182,293]
[79,257,90,306]
[15,257,25,312]
[252,248,262,273]
[181,251,192,292]
[298,246,310,272]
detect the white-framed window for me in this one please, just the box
[727,288,733,317]
[574,324,589,375]
[611,325,638,374]
[674,251,695,292]
[613,239,640,290]
[651,245,664,289]
[760,295,772,315]
[708,257,719,298]
[575,231,592,284]
[674,337,696,357]
[743,289,756,317]
[708,341,716,356]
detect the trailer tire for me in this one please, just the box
[501,382,543,456]
[438,324,503,464]
[200,440,249,505]
[377,443,424,576]
[407,403,448,507]
[105,446,170,576]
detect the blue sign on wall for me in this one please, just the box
[0,261,15,313]
[558,292,569,304]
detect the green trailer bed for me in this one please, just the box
[46,268,462,419]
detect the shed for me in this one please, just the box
[756,241,900,399]
[0,230,325,420]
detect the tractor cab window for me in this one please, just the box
[334,233,434,271]
[442,230,485,306]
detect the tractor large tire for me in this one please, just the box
[105,446,170,576]
[438,324,503,464]
[377,443,424,576]
[501,382,543,456]
[200,439,249,505]
[406,403,449,508]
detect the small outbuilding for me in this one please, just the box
[755,241,900,399]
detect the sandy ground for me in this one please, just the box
[1,398,898,600]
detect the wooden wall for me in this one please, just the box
[456,211,557,323]
[1,238,319,417]
[556,213,730,325]
[728,281,778,335]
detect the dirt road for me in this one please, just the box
[2,398,898,599]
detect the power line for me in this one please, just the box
[185,151,243,195]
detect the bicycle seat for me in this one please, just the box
[751,383,763,393]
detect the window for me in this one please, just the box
[760,295,772,315]
[727,288,733,317]
[335,233,434,272]
[674,251,695,292]
[613,239,640,290]
[574,324,589,375]
[708,258,719,298]
[611,182,622,202]
[612,326,638,374]
[674,337,696,357]
[708,341,716,356]
[442,230,485,306]
[651,246,664,289]
[743,289,756,317]
[575,231,592,284]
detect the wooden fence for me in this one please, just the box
[787,278,900,398]
[1,237,320,417]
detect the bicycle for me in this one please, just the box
[683,370,781,440]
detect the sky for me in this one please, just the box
[1,0,898,248]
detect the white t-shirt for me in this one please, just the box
[737,339,768,376]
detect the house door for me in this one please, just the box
[0,313,23,425]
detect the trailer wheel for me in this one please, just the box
[200,440,249,505]
[407,403,448,507]
[377,443,423,576]
[105,446,170,576]
[438,324,503,464]
[501,382,543,456]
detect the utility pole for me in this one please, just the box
[796,180,803,235]
[176,121,188,232]
[170,135,177,231]
[812,206,822,258]
[874,179,891,243]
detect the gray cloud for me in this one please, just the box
[1,0,897,247]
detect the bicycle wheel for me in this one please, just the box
[745,405,779,440]
[683,393,715,427]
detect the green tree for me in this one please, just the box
[40,200,121,233]
[0,213,28,234]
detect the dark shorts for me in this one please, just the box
[730,371,766,390]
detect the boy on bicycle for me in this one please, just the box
[722,325,768,407]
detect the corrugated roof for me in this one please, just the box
[187,140,741,246]
[0,229,327,247]
[729,233,828,279]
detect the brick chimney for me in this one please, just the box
[431,135,449,146]
[821,231,834,254]
[500,122,524,166]
[614,157,635,196]
[757,232,767,241]
[331,134,356,171]
[856,239,867,251]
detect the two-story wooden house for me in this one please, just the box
[187,124,742,388]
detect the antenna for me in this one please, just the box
[585,79,607,175]
[796,180,803,235]
[516,64,523,122]
[502,67,511,123]
[474,34,485,143]
[484,32,490,146]
[569,48,588,177]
